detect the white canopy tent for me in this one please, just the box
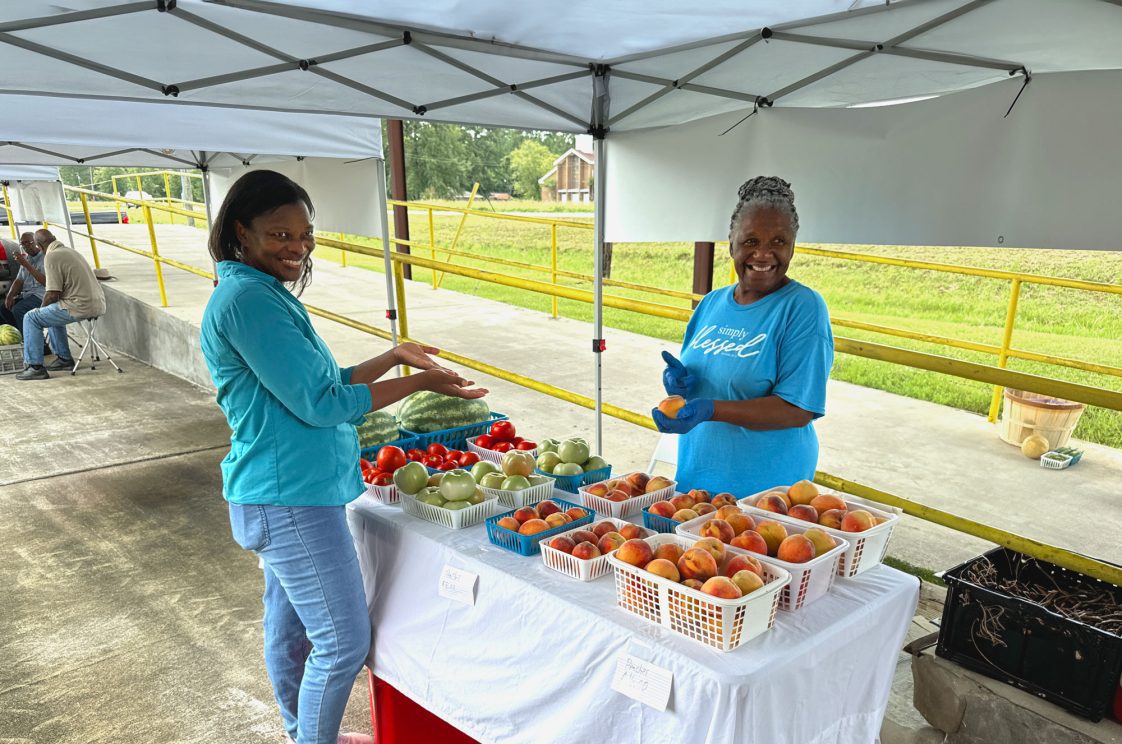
[2,0,1120,447]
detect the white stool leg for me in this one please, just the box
[71,320,95,374]
[86,319,121,374]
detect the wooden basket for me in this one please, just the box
[999,389,1085,449]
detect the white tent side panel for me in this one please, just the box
[0,165,60,182]
[8,182,67,225]
[605,70,1122,251]
[209,158,385,238]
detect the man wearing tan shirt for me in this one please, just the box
[16,230,106,381]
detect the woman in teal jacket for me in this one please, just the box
[201,170,486,744]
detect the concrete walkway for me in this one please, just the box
[72,223,1122,572]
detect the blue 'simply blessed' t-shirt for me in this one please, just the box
[675,280,834,496]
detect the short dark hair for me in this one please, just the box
[728,176,799,238]
[208,170,316,295]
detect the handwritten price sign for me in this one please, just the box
[438,564,478,606]
[611,653,672,711]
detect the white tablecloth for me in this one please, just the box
[348,492,919,744]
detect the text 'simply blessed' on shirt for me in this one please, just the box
[675,281,834,497]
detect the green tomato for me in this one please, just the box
[536,452,562,473]
[500,475,532,491]
[439,469,478,501]
[443,500,470,511]
[392,461,429,495]
[538,438,560,454]
[558,438,591,465]
[554,462,584,476]
[471,461,500,483]
[501,450,536,477]
[466,489,486,505]
[583,456,609,473]
[417,488,445,506]
[480,472,507,489]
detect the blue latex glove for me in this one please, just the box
[661,351,695,397]
[651,398,714,434]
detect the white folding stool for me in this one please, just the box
[70,317,123,375]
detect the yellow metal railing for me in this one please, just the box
[109,170,206,225]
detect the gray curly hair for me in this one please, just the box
[728,176,799,238]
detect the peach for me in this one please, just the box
[645,558,680,582]
[777,534,816,563]
[755,520,788,556]
[669,494,696,512]
[598,532,626,553]
[677,548,718,582]
[681,578,704,590]
[715,505,742,521]
[625,472,651,492]
[700,576,743,599]
[818,509,847,530]
[730,531,768,555]
[788,504,819,523]
[723,554,763,580]
[572,541,601,560]
[612,481,637,498]
[653,543,684,563]
[518,518,550,536]
[755,494,789,516]
[569,529,597,545]
[592,521,619,538]
[619,524,647,540]
[671,508,699,523]
[548,535,576,554]
[810,493,847,515]
[544,512,572,528]
[658,395,686,419]
[649,501,676,519]
[841,510,876,533]
[584,482,610,498]
[496,516,520,532]
[645,476,673,494]
[512,506,540,524]
[687,489,711,504]
[711,493,738,508]
[769,489,793,508]
[788,480,819,506]
[725,512,755,536]
[537,500,562,518]
[565,507,588,521]
[699,518,735,544]
[693,537,726,563]
[605,489,631,503]
[729,569,765,597]
[694,503,717,516]
[616,538,655,568]
[803,527,836,558]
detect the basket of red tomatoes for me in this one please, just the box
[467,420,537,464]
[359,438,418,504]
[406,441,484,475]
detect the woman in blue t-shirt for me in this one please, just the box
[200,170,486,744]
[652,176,834,496]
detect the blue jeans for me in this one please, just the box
[228,503,371,744]
[22,303,76,366]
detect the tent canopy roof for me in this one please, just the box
[2,0,1119,137]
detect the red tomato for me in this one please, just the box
[510,437,524,446]
[474,435,494,450]
[376,446,407,473]
[363,470,377,483]
[459,452,481,467]
[422,454,443,469]
[516,441,537,451]
[359,458,375,471]
[406,448,426,462]
[492,441,513,453]
[490,420,516,441]
[373,472,394,486]
[437,460,460,471]
[446,450,464,462]
[426,442,448,458]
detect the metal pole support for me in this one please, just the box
[988,278,1022,422]
[79,191,101,269]
[143,205,169,307]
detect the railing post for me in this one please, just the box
[136,176,145,223]
[143,205,169,307]
[436,182,478,289]
[111,177,123,224]
[428,208,437,290]
[551,223,558,319]
[78,191,101,269]
[988,278,1022,422]
[392,259,410,375]
[340,237,348,268]
[1,184,16,239]
[163,171,173,220]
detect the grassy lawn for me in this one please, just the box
[315,210,1122,448]
[409,198,595,214]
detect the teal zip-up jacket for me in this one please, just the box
[201,261,372,505]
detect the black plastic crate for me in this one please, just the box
[936,547,1122,721]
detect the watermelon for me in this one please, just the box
[0,324,21,346]
[396,391,491,433]
[356,411,402,448]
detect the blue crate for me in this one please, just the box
[485,498,594,556]
[359,436,419,462]
[535,464,612,494]
[642,506,679,534]
[401,412,508,452]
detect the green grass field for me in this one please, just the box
[315,209,1122,449]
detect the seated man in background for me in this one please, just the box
[16,230,106,381]
[2,233,48,334]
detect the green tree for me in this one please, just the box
[508,140,557,198]
[402,122,472,199]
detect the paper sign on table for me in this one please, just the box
[611,653,673,711]
[438,564,477,605]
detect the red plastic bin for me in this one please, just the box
[367,670,477,744]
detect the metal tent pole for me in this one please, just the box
[57,180,77,251]
[375,157,400,353]
[592,136,607,455]
[200,155,219,285]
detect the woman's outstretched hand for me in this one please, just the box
[394,342,445,371]
[420,367,489,399]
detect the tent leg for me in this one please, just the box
[58,181,77,252]
[201,160,219,286]
[592,137,607,456]
[375,158,401,367]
